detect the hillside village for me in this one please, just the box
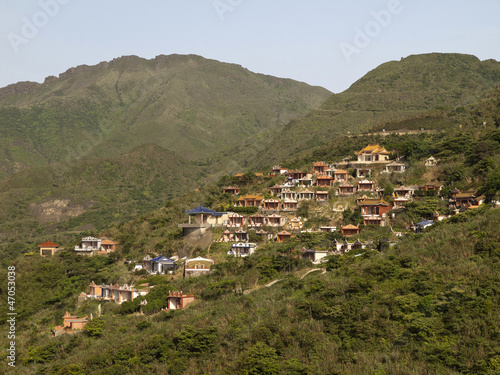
[1,53,499,375]
[33,143,493,313]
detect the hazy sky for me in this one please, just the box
[1,0,499,93]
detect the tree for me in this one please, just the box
[84,317,106,337]
[240,342,280,375]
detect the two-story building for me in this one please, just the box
[355,144,390,163]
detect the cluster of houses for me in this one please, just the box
[85,281,195,309]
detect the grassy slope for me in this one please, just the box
[0,144,198,256]
[1,207,498,375]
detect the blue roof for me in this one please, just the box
[185,204,217,215]
[150,256,175,263]
[417,220,434,226]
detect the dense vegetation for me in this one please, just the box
[246,54,500,167]
[1,207,498,374]
[0,52,499,374]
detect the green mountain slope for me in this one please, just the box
[0,143,198,241]
[0,54,331,175]
[248,53,500,166]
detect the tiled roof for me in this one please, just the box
[342,224,359,230]
[357,144,390,154]
[359,199,391,206]
[38,241,59,247]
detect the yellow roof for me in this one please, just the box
[356,144,390,155]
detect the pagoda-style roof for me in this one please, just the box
[359,199,391,206]
[342,224,359,230]
[238,194,264,200]
[149,256,175,264]
[356,144,390,155]
[185,205,223,216]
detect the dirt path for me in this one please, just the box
[243,268,326,294]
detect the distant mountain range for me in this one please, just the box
[0,54,331,176]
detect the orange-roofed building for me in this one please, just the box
[341,224,360,237]
[53,311,88,336]
[313,162,328,174]
[38,241,59,257]
[355,144,390,163]
[166,291,195,310]
[99,239,118,254]
[316,174,334,187]
[334,170,349,182]
[277,230,293,242]
[237,195,264,208]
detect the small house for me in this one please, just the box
[237,195,264,208]
[337,183,356,196]
[99,239,118,254]
[248,213,266,227]
[223,186,241,195]
[384,161,407,173]
[228,243,257,257]
[357,180,375,191]
[415,220,434,233]
[280,188,297,201]
[341,224,360,237]
[298,175,314,187]
[269,185,284,196]
[356,168,371,178]
[316,174,334,187]
[313,161,328,174]
[184,257,214,277]
[218,229,234,243]
[334,170,349,182]
[144,256,177,274]
[298,189,315,200]
[315,190,329,203]
[38,241,59,257]
[301,248,328,264]
[53,311,88,336]
[166,291,195,310]
[355,144,390,163]
[234,230,249,242]
[277,230,293,242]
[227,213,246,228]
[282,199,298,211]
[263,199,281,211]
[425,156,439,167]
[267,213,286,227]
[75,236,101,255]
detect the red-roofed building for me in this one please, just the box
[277,231,293,242]
[166,291,195,310]
[334,170,349,182]
[316,174,334,187]
[313,162,328,174]
[341,225,360,237]
[38,242,59,257]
